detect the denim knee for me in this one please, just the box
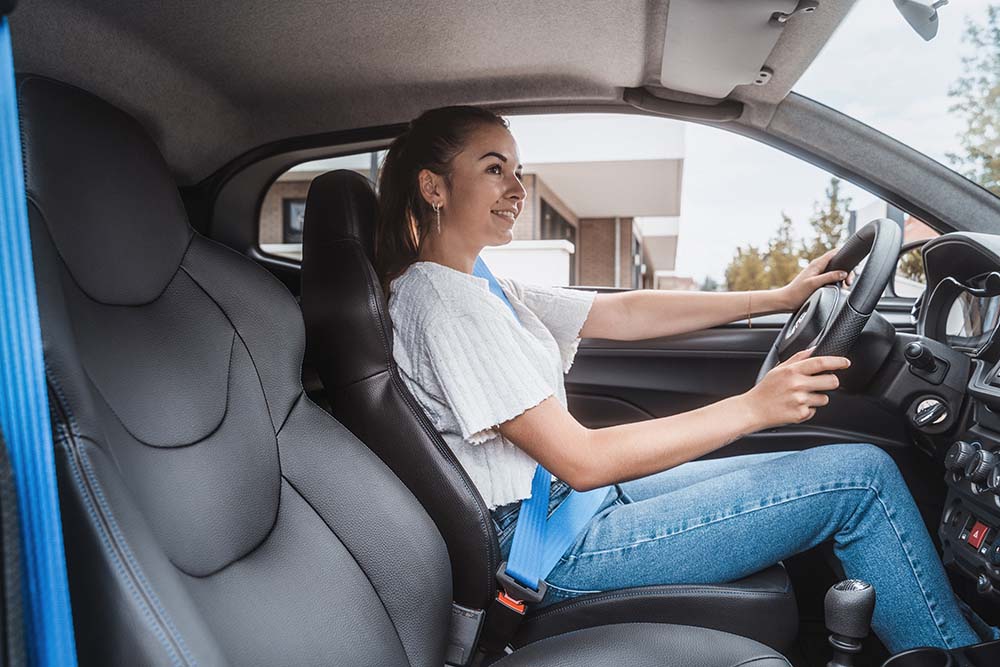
[840,443,898,487]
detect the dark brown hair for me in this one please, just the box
[374,105,508,294]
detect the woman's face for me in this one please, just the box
[435,123,527,248]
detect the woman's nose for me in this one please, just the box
[507,174,526,200]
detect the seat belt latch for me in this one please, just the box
[495,561,547,613]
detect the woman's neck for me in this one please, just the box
[417,234,479,274]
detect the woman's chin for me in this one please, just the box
[485,232,514,247]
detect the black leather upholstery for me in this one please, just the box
[21,74,791,667]
[301,169,500,609]
[495,624,791,667]
[300,169,800,652]
[25,75,451,666]
[513,562,798,651]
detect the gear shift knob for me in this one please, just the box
[825,579,876,666]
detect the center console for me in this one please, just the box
[939,361,1000,601]
[939,430,1000,598]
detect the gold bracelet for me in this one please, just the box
[747,292,752,329]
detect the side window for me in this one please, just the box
[257,115,939,295]
[258,152,384,262]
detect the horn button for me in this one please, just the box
[777,286,842,360]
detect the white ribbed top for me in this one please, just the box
[388,261,596,509]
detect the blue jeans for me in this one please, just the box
[492,443,1000,654]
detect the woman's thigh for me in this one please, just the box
[618,449,797,502]
[544,443,891,600]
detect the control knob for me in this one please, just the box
[945,441,978,474]
[964,449,997,486]
[904,342,937,372]
[988,464,1000,493]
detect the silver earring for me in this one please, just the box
[433,202,441,234]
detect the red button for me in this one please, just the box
[968,521,990,550]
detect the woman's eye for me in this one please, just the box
[487,164,502,175]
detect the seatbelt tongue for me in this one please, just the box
[495,561,547,613]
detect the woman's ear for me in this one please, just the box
[417,168,446,207]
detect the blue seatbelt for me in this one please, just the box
[0,15,79,667]
[472,257,610,595]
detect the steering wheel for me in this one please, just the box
[755,218,902,384]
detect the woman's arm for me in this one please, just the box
[580,249,848,341]
[498,348,848,491]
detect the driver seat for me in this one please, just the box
[300,169,800,653]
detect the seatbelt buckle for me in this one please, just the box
[495,561,547,613]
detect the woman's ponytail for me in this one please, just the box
[374,106,508,295]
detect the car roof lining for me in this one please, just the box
[12,0,857,185]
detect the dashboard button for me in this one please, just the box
[969,522,990,550]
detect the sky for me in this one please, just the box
[508,0,999,286]
[676,0,999,284]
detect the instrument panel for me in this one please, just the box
[922,235,1000,361]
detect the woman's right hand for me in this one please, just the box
[741,348,850,430]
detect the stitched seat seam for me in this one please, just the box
[48,376,195,666]
[281,475,414,667]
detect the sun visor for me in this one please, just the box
[660,0,818,99]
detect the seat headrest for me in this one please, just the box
[302,169,377,260]
[19,75,192,306]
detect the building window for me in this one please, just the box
[283,198,306,243]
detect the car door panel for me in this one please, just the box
[566,306,917,455]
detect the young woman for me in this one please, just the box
[375,105,998,654]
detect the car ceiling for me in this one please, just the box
[12,0,857,185]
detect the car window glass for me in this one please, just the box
[257,114,938,296]
[258,152,384,261]
[798,0,999,203]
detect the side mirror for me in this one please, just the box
[892,238,930,298]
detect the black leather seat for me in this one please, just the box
[300,169,799,653]
[20,74,791,667]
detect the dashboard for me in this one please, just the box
[916,233,1000,602]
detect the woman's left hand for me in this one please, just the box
[779,249,850,311]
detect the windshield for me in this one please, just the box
[796,0,999,200]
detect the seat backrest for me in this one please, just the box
[300,170,501,610]
[21,75,453,667]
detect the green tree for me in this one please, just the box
[724,245,767,292]
[898,248,926,283]
[724,215,801,290]
[723,177,853,290]
[800,177,851,263]
[766,213,802,288]
[947,5,1000,196]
